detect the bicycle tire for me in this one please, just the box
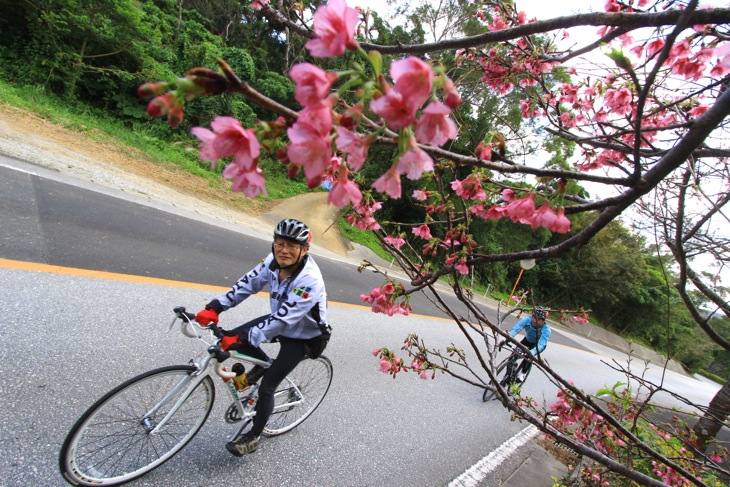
[262,355,333,436]
[60,365,215,487]
[482,357,512,402]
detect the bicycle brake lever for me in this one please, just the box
[208,324,225,339]
[208,344,231,363]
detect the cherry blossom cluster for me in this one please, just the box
[373,334,439,379]
[371,347,407,378]
[359,281,412,316]
[468,1,729,174]
[347,198,381,231]
[470,189,571,233]
[545,384,727,485]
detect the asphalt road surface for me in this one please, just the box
[0,157,722,486]
[0,157,588,352]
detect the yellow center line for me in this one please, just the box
[0,257,229,292]
[0,258,447,320]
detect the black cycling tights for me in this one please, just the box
[228,316,309,437]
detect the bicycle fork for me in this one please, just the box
[142,371,209,435]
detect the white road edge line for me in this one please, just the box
[0,161,40,175]
[447,425,538,487]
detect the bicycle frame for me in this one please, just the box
[157,309,303,440]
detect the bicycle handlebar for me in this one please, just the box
[171,306,238,379]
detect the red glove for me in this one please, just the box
[220,334,242,351]
[195,308,219,326]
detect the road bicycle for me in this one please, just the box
[482,341,533,402]
[59,306,333,486]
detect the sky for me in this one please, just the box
[349,0,729,26]
[342,0,730,285]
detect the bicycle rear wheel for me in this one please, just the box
[263,355,333,436]
[60,365,215,486]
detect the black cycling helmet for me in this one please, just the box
[532,306,547,320]
[274,218,312,246]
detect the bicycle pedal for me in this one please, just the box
[225,403,243,424]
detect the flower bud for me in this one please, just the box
[137,81,169,98]
[184,67,229,96]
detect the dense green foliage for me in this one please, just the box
[0,0,726,378]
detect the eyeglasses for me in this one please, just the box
[273,241,302,251]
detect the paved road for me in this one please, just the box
[0,157,722,486]
[0,267,535,486]
[0,157,589,353]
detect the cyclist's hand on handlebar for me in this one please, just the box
[220,334,240,351]
[195,308,219,326]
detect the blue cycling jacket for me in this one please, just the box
[509,316,551,356]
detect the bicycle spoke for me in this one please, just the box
[263,356,332,436]
[60,366,214,486]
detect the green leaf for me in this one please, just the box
[368,50,382,78]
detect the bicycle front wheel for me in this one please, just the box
[482,359,511,402]
[60,365,215,486]
[263,355,333,437]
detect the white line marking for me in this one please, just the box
[0,161,40,175]
[447,425,538,487]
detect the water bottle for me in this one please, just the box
[232,362,248,391]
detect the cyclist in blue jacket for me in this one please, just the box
[194,218,330,457]
[504,306,551,381]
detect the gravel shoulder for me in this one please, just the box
[0,104,352,257]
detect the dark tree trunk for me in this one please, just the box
[693,381,730,454]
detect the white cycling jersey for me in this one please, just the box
[212,253,329,347]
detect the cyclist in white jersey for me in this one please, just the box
[195,218,330,456]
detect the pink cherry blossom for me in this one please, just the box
[390,57,433,108]
[371,167,402,198]
[412,224,432,239]
[305,0,360,58]
[370,88,418,130]
[225,165,267,198]
[289,63,338,107]
[446,254,469,274]
[442,77,462,109]
[414,101,458,147]
[501,188,516,202]
[451,174,486,200]
[530,201,558,230]
[412,189,431,201]
[474,204,509,220]
[504,193,536,223]
[475,141,492,161]
[384,235,406,249]
[688,104,709,118]
[335,126,371,171]
[604,87,633,116]
[287,125,332,182]
[192,116,261,170]
[328,166,363,207]
[250,0,269,9]
[713,42,730,76]
[295,101,333,138]
[287,103,333,183]
[379,359,392,373]
[551,207,571,233]
[397,143,434,180]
